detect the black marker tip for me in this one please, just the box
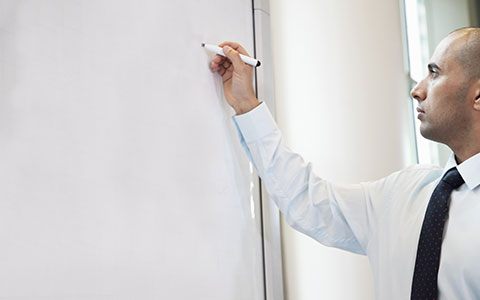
[201,43,205,47]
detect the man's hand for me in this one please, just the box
[209,41,260,115]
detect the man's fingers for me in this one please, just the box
[210,56,227,71]
[209,59,232,79]
[210,59,233,76]
[210,42,250,76]
[219,67,227,77]
[218,41,240,49]
[218,41,250,56]
[212,55,224,64]
[222,60,231,69]
[212,55,233,69]
[222,46,245,69]
[210,61,223,73]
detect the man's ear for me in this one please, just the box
[473,79,480,111]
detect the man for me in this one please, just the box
[210,27,480,300]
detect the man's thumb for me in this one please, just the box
[223,46,244,69]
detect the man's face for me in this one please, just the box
[410,34,472,145]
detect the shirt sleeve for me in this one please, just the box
[232,102,384,255]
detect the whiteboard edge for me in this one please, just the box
[253,3,285,300]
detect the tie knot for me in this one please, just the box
[441,167,464,189]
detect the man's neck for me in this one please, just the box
[453,147,480,164]
[448,124,480,164]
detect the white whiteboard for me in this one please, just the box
[0,1,265,299]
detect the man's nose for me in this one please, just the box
[410,79,427,102]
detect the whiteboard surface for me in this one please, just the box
[0,1,264,299]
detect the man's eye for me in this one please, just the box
[430,70,439,78]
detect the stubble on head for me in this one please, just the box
[449,27,480,82]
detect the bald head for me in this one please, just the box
[448,27,480,81]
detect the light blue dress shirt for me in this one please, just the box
[232,102,480,300]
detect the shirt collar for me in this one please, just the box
[443,152,480,190]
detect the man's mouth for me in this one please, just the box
[417,107,425,119]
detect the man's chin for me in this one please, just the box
[419,125,442,143]
[420,125,432,139]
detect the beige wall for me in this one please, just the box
[269,0,415,299]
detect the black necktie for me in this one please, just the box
[411,167,464,300]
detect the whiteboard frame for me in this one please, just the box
[252,1,285,299]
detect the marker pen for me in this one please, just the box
[202,43,261,67]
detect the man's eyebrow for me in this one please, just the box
[428,63,441,72]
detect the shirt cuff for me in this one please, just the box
[232,102,278,143]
